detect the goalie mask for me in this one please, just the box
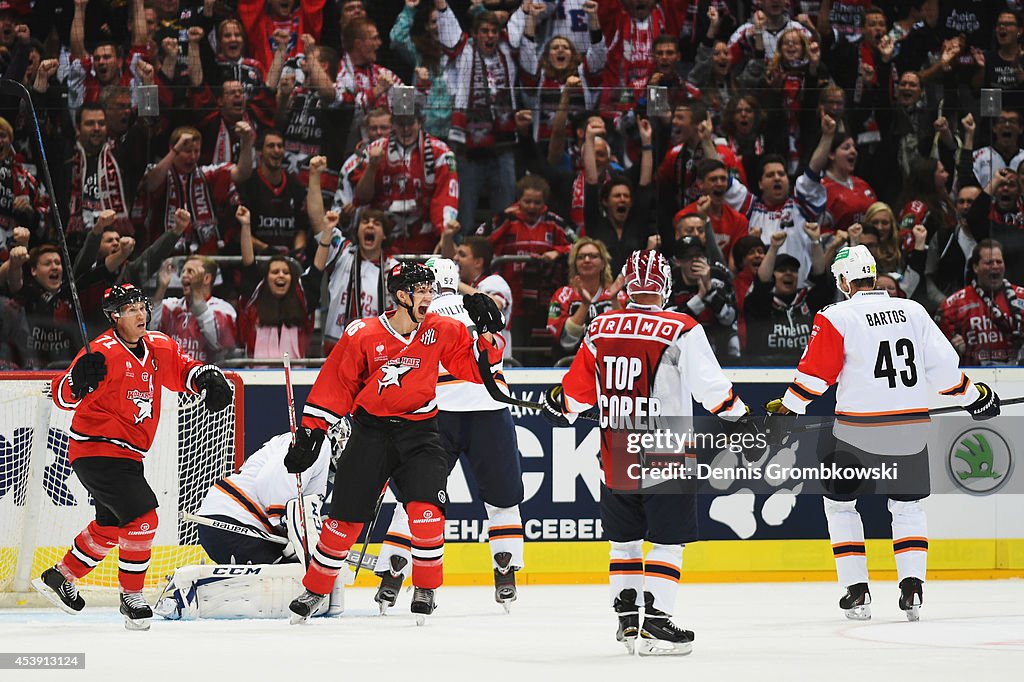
[425,257,460,294]
[623,249,672,302]
[103,283,152,325]
[831,245,876,297]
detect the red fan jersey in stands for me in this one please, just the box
[301,312,503,428]
[561,305,747,489]
[52,331,205,462]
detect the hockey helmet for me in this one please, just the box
[386,262,435,298]
[102,283,152,325]
[425,257,460,293]
[831,245,876,296]
[624,249,672,301]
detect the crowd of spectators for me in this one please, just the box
[2,0,1024,370]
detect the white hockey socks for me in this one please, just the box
[824,498,868,587]
[377,503,413,578]
[609,541,644,607]
[889,499,928,582]
[643,544,684,616]
[485,504,524,570]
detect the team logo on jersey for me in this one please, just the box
[132,397,154,424]
[421,328,436,346]
[378,362,414,394]
[947,428,1013,495]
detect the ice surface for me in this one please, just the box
[2,581,1022,681]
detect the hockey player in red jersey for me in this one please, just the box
[33,284,233,630]
[285,262,505,625]
[541,250,751,656]
[765,245,1001,622]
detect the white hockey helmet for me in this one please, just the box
[624,249,672,302]
[831,245,876,296]
[425,257,460,293]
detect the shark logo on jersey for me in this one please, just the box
[133,397,154,424]
[378,362,413,394]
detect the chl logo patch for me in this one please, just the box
[421,328,437,346]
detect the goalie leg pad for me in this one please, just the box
[156,564,328,619]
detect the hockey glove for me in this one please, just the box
[70,352,107,399]
[194,365,232,412]
[726,406,768,463]
[541,386,572,428]
[464,293,505,334]
[966,382,1000,421]
[762,398,795,447]
[285,427,326,474]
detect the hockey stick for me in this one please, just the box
[0,78,89,351]
[282,352,311,564]
[786,396,1024,434]
[180,512,378,571]
[353,483,387,581]
[474,352,600,421]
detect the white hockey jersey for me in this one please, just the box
[429,291,509,412]
[782,289,981,454]
[197,432,331,532]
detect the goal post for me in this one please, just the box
[0,372,244,596]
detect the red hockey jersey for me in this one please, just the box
[52,330,206,462]
[300,312,503,428]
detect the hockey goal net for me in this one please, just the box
[0,372,243,597]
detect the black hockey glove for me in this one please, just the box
[70,352,107,399]
[541,386,572,428]
[464,293,505,334]
[194,365,232,412]
[285,427,326,474]
[966,382,1000,421]
[762,398,796,447]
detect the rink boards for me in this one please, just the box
[2,368,1023,588]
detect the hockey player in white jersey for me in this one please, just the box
[373,257,524,614]
[154,420,350,620]
[765,245,1001,621]
[541,249,754,656]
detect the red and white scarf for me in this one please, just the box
[165,168,219,250]
[69,142,130,234]
[449,44,517,150]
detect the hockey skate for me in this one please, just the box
[31,567,85,615]
[839,582,872,620]
[898,578,923,622]
[120,592,153,631]
[288,589,327,625]
[638,592,693,656]
[410,587,436,626]
[613,589,640,655]
[374,556,408,615]
[493,551,517,613]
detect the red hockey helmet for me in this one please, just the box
[623,249,672,301]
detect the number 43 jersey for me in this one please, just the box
[782,290,981,453]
